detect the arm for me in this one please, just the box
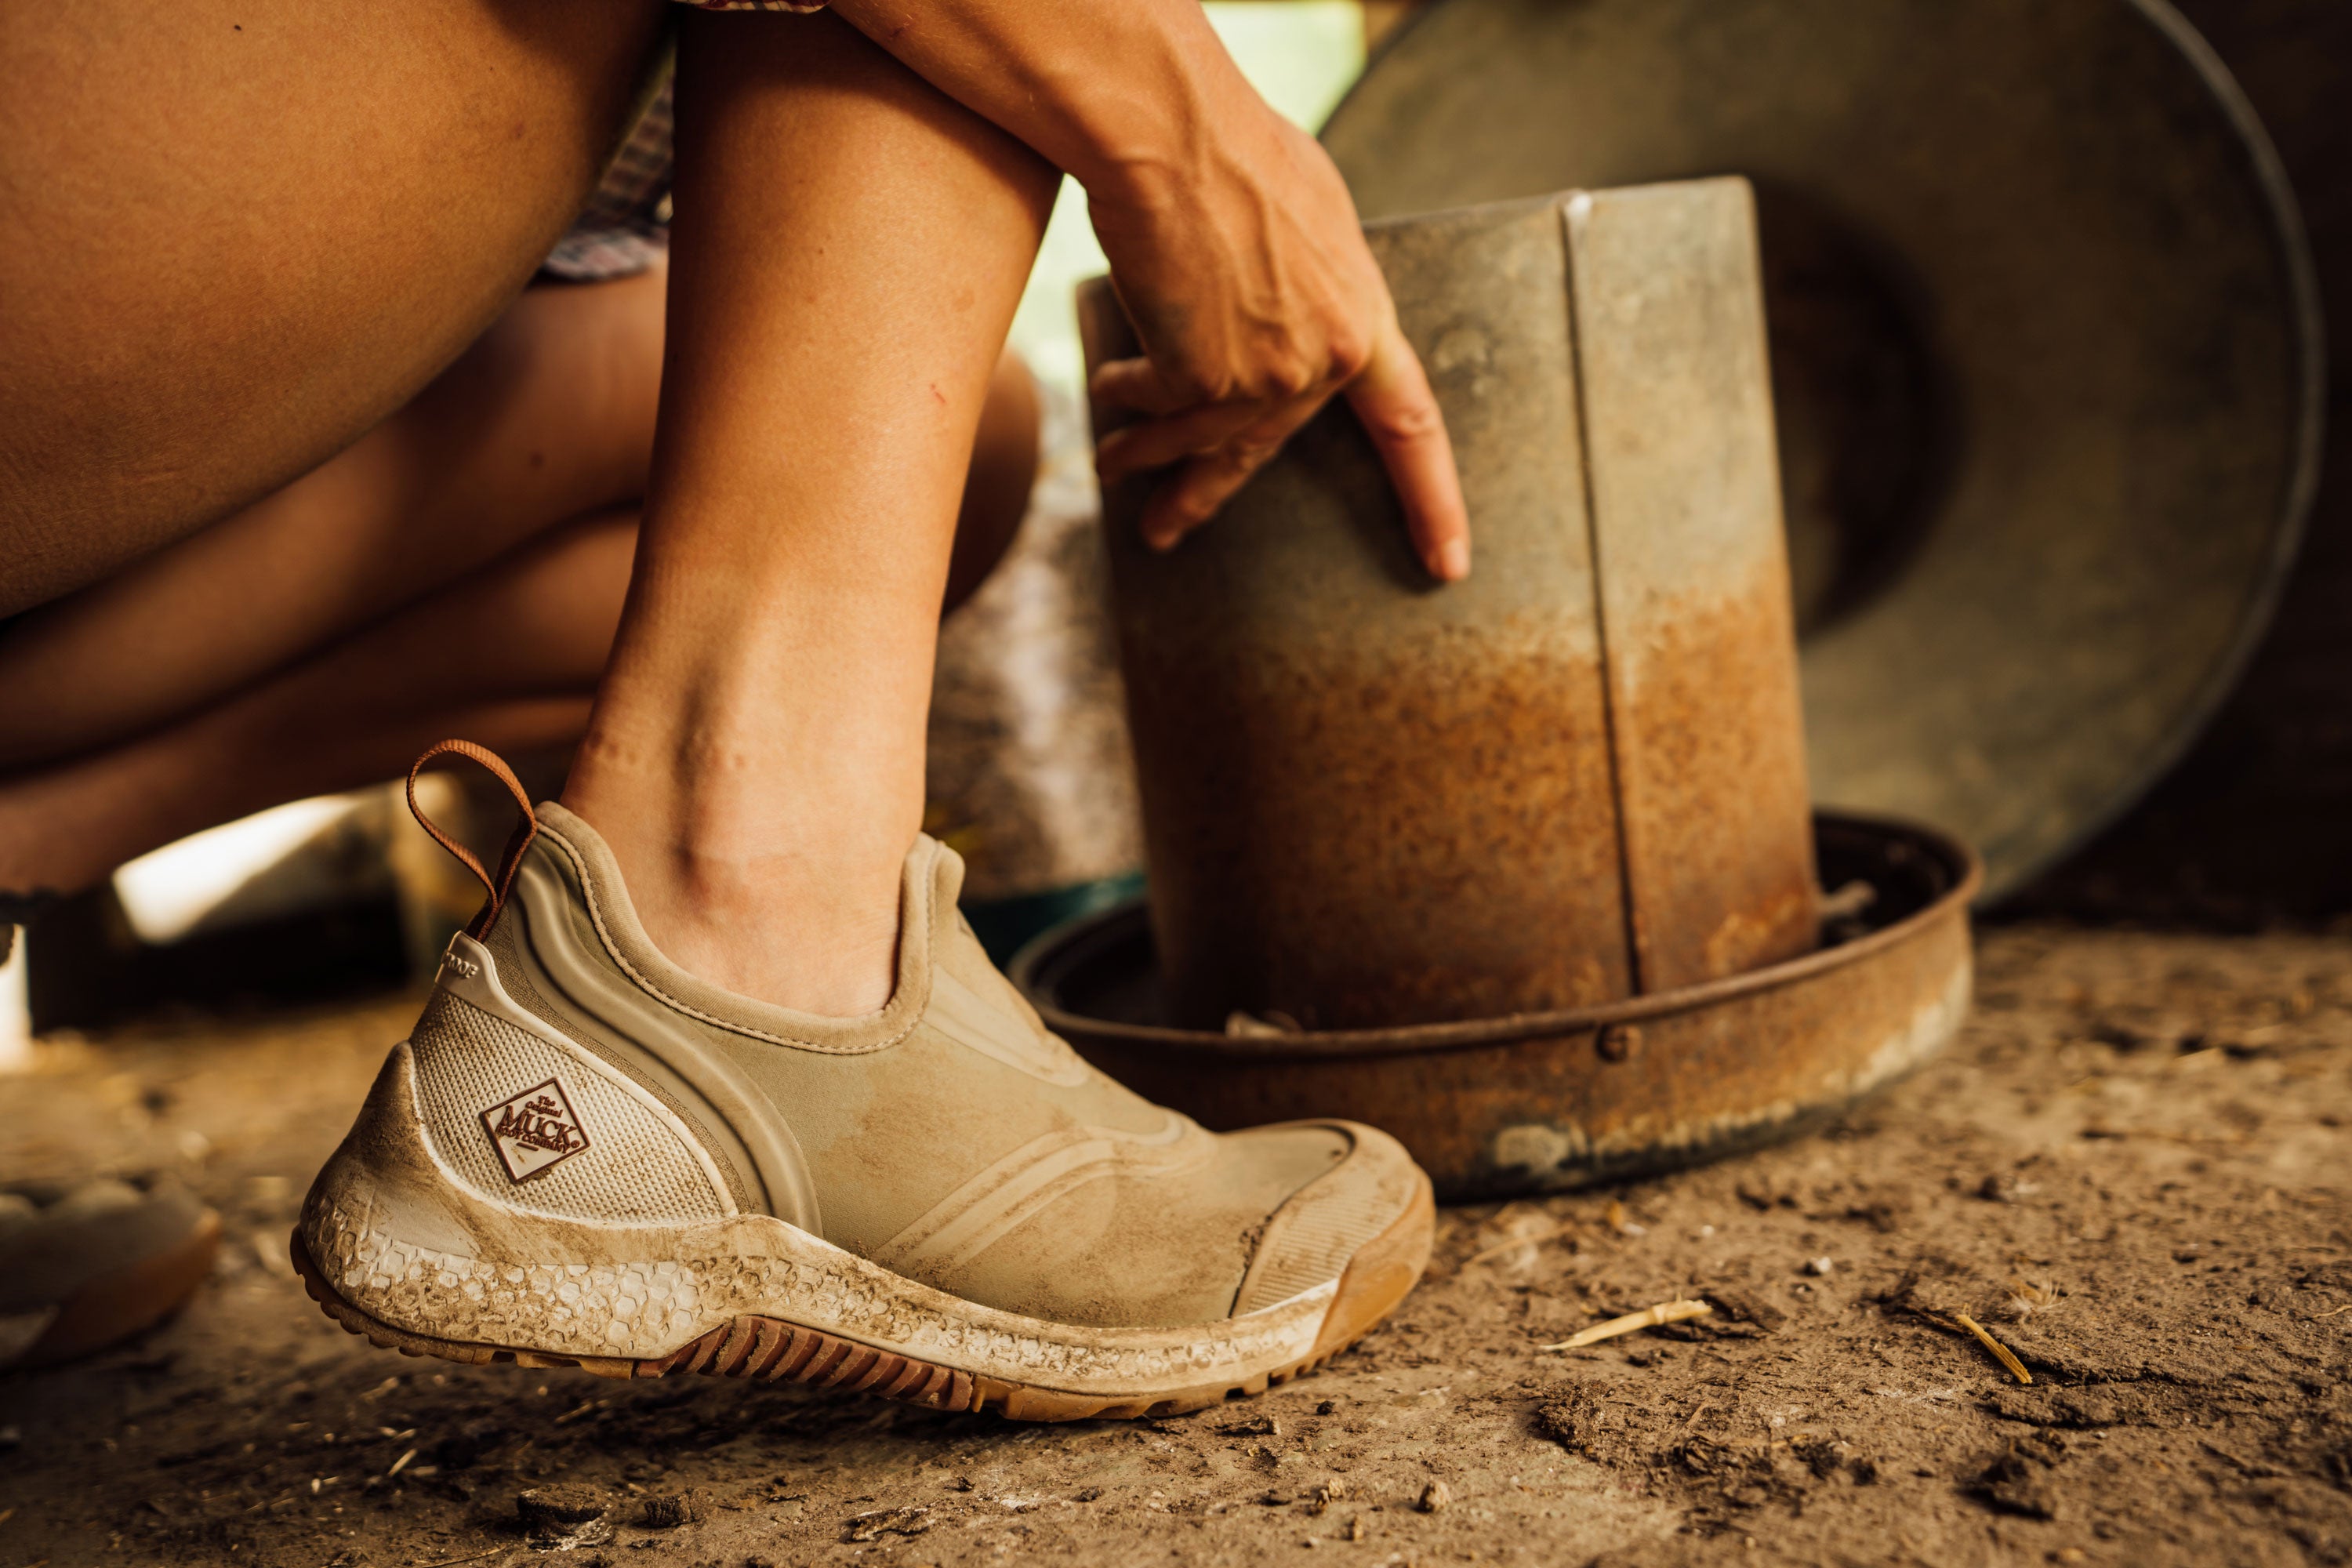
[828,0,1471,579]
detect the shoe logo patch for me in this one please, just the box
[481,1079,590,1183]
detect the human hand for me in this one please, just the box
[818,0,1465,574]
[1084,111,1469,580]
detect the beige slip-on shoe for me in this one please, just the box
[292,745,1433,1421]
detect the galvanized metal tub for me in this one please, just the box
[1321,0,2323,902]
[1014,811,1977,1201]
[1081,183,1820,1033]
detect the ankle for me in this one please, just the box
[637,844,904,1018]
[557,778,911,1019]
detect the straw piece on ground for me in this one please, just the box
[1954,1312,2033,1385]
[1538,1299,1712,1351]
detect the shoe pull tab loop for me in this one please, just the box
[406,739,539,940]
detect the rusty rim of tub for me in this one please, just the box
[1012,811,1979,1062]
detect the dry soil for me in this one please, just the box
[2,922,2350,1567]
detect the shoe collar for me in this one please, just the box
[525,801,957,1055]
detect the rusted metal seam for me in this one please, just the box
[1558,194,1647,997]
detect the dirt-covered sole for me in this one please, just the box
[289,1176,1433,1422]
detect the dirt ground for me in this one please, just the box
[2,920,2349,1568]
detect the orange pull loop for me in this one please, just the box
[406,739,539,939]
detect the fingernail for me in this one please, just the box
[1436,538,1471,581]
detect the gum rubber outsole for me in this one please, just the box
[287,1176,1433,1423]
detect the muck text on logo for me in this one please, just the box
[481,1078,590,1182]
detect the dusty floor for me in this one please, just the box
[2,922,2350,1567]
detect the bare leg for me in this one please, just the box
[0,0,670,612]
[561,10,1057,1016]
[0,265,1038,775]
[948,352,1043,617]
[0,269,666,770]
[0,513,635,897]
[0,1,1051,1007]
[0,378,1037,895]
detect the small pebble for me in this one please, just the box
[1305,1479,1348,1515]
[1806,1256,1835,1276]
[1417,1480,1453,1514]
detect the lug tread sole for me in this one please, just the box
[285,1177,1432,1423]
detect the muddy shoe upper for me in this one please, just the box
[297,803,1432,1416]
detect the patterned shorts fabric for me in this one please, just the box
[542,0,829,282]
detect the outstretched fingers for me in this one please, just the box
[1134,403,1317,551]
[1089,331,1468,579]
[1346,325,1468,581]
[1089,358,1321,554]
[1087,356,1200,422]
[1091,390,1259,488]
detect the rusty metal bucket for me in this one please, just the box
[1015,811,1976,1200]
[1319,0,2323,902]
[1081,181,1819,1032]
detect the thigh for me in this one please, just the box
[0,267,669,771]
[0,0,666,615]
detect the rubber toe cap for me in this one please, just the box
[1232,1121,1432,1316]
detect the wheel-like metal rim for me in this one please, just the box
[1013,811,1981,1062]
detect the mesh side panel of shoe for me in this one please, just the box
[408,992,729,1225]
[482,917,751,1213]
[1234,1185,1400,1316]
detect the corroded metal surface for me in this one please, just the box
[1323,0,2323,902]
[1015,814,1977,1202]
[1566,186,1816,992]
[1083,183,1812,1030]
